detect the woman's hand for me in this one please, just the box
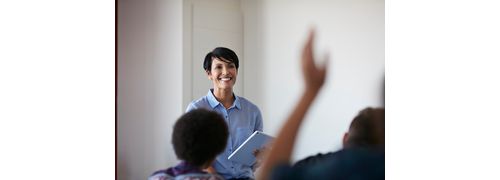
[302,30,328,93]
[252,147,269,171]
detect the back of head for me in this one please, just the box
[345,107,385,149]
[203,47,240,71]
[172,109,229,167]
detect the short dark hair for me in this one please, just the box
[172,109,229,167]
[203,47,240,71]
[346,107,385,148]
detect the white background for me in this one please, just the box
[0,0,115,179]
[1,0,500,180]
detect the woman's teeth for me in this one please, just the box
[220,77,231,81]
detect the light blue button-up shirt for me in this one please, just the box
[186,89,263,179]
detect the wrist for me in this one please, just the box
[304,88,320,97]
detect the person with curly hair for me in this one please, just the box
[149,109,229,180]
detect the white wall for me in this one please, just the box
[118,0,182,179]
[241,0,265,115]
[244,0,385,161]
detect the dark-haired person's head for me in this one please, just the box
[172,109,229,168]
[343,107,385,149]
[203,47,239,72]
[203,47,240,90]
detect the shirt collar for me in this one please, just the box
[207,89,241,110]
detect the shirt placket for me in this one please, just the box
[219,106,235,175]
[226,108,237,174]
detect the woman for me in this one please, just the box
[186,47,263,180]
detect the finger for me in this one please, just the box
[319,53,329,77]
[303,29,315,61]
[307,28,315,50]
[321,53,330,71]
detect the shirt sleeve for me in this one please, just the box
[254,106,264,132]
[185,102,195,112]
[252,106,264,171]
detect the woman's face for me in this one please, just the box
[207,57,238,90]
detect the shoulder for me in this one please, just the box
[293,148,384,179]
[293,152,336,169]
[236,96,260,111]
[186,96,211,112]
[337,147,385,163]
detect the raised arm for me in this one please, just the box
[258,30,329,180]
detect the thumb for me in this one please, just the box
[319,53,329,77]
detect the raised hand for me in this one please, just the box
[302,30,328,93]
[257,29,329,180]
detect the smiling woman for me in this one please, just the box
[186,47,264,180]
[204,47,239,99]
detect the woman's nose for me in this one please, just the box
[222,67,228,75]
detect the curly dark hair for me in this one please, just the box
[172,109,229,167]
[346,107,385,148]
[203,47,240,72]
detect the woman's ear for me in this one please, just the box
[206,70,212,80]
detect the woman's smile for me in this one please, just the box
[208,58,238,89]
[219,77,232,81]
